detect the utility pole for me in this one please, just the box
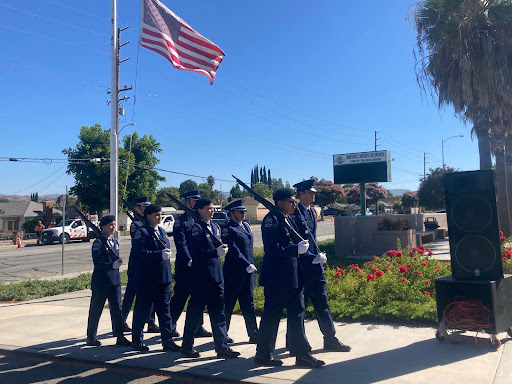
[423,152,429,180]
[374,131,380,151]
[110,0,131,237]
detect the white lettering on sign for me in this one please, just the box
[333,151,388,165]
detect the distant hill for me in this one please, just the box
[0,193,61,202]
[388,189,411,196]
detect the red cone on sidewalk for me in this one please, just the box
[17,234,22,248]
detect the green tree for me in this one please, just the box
[179,179,198,196]
[251,182,273,199]
[230,183,249,200]
[267,169,272,188]
[63,124,164,213]
[418,167,456,211]
[270,177,284,192]
[155,187,180,208]
[401,191,419,209]
[198,182,213,199]
[0,198,9,203]
[315,179,345,208]
[207,175,215,188]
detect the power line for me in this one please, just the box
[0,3,109,37]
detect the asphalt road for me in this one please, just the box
[0,221,335,282]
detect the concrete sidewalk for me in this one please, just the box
[0,288,511,384]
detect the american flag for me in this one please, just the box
[140,0,225,85]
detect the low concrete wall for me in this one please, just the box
[334,213,447,257]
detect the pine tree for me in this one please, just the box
[268,169,272,188]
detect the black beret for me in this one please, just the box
[273,188,295,202]
[99,215,115,227]
[195,198,212,210]
[144,204,162,216]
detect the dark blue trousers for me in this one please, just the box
[87,285,124,340]
[224,272,258,338]
[121,278,156,326]
[256,287,309,360]
[132,282,173,345]
[303,276,336,343]
[169,276,204,333]
[181,282,228,352]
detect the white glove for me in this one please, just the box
[112,259,123,269]
[217,245,228,257]
[312,252,327,264]
[246,264,257,274]
[298,240,309,254]
[187,260,192,267]
[161,249,172,260]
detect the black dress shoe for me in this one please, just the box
[170,330,180,337]
[217,347,240,359]
[226,336,234,344]
[295,354,325,368]
[181,348,200,358]
[122,322,132,332]
[116,336,132,346]
[324,339,351,352]
[248,335,258,344]
[131,342,149,352]
[163,340,181,352]
[195,327,213,338]
[146,324,160,333]
[254,356,283,366]
[85,338,101,347]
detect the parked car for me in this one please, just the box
[212,211,229,227]
[159,214,175,235]
[323,207,346,216]
[41,218,95,244]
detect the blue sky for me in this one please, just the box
[0,0,478,197]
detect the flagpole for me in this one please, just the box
[110,0,119,236]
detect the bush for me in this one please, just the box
[377,217,410,230]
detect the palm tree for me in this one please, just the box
[413,0,512,168]
[413,0,512,233]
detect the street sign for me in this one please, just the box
[333,150,391,184]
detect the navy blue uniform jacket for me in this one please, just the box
[221,219,254,275]
[132,225,172,285]
[173,213,194,281]
[293,204,324,280]
[259,212,301,289]
[91,237,120,289]
[127,220,143,280]
[189,221,223,289]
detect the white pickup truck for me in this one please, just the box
[41,218,96,244]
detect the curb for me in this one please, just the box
[0,345,241,384]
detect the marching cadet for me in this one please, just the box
[121,196,159,333]
[170,190,212,338]
[131,204,180,352]
[292,180,351,352]
[221,199,259,344]
[255,188,325,368]
[85,215,131,347]
[180,198,240,359]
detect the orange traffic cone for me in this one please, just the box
[17,234,22,248]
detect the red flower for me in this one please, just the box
[359,273,364,278]
[336,278,340,282]
[501,236,507,243]
[375,270,383,277]
[340,269,346,275]
[366,273,376,282]
[417,271,423,275]
[435,266,441,272]
[425,280,430,284]
[508,266,511,269]
[399,265,408,273]
[423,291,431,296]
[413,257,418,261]
[397,251,402,257]
[408,263,413,267]
[428,250,433,256]
[373,255,378,259]
[335,271,341,277]
[421,261,428,267]
[401,278,406,282]
[500,231,504,237]
[372,267,378,272]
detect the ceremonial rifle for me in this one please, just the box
[163,191,224,248]
[72,205,119,261]
[232,175,304,244]
[120,198,167,250]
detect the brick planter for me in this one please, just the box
[372,229,417,256]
